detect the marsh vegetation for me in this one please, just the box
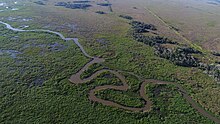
[55,2,92,9]
[0,0,220,123]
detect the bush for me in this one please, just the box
[55,2,92,9]
[96,11,106,14]
[131,21,157,33]
[119,15,133,20]
[34,1,45,5]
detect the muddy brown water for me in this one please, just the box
[1,21,219,123]
[69,57,220,123]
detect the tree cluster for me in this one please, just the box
[34,1,45,5]
[130,20,202,67]
[133,33,177,46]
[212,51,220,56]
[131,21,157,33]
[97,3,112,6]
[73,1,90,3]
[55,2,92,9]
[200,63,220,83]
[154,45,200,67]
[119,15,133,20]
[96,11,106,14]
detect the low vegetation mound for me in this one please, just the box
[119,15,133,20]
[96,11,106,14]
[34,1,45,5]
[154,45,200,67]
[133,34,177,46]
[97,3,112,6]
[212,51,220,57]
[73,0,90,3]
[55,2,67,6]
[203,64,220,82]
[55,2,92,9]
[131,21,156,33]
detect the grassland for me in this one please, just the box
[143,0,220,52]
[0,0,220,123]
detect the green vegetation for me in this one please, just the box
[80,63,106,79]
[130,20,203,67]
[1,1,220,123]
[124,73,142,92]
[34,1,45,5]
[131,21,157,33]
[145,83,214,123]
[0,22,217,123]
[91,71,146,108]
[55,2,92,9]
[89,71,123,86]
[0,25,89,86]
[73,1,91,3]
[96,11,106,14]
[130,19,220,82]
[212,51,220,57]
[207,21,216,27]
[91,32,220,119]
[154,45,201,67]
[97,3,112,7]
[96,89,145,108]
[119,15,133,20]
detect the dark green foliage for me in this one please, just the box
[73,0,91,3]
[97,2,113,12]
[55,2,67,6]
[0,25,89,87]
[96,11,106,14]
[119,15,133,20]
[146,84,214,124]
[177,47,202,54]
[34,1,45,5]
[66,4,91,9]
[55,2,92,9]
[96,89,146,108]
[132,34,177,46]
[170,25,180,31]
[97,3,112,6]
[131,21,157,33]
[0,17,218,123]
[80,63,107,79]
[130,20,202,67]
[89,71,124,86]
[154,45,200,67]
[212,51,220,56]
[203,64,220,83]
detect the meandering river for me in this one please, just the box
[1,21,219,123]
